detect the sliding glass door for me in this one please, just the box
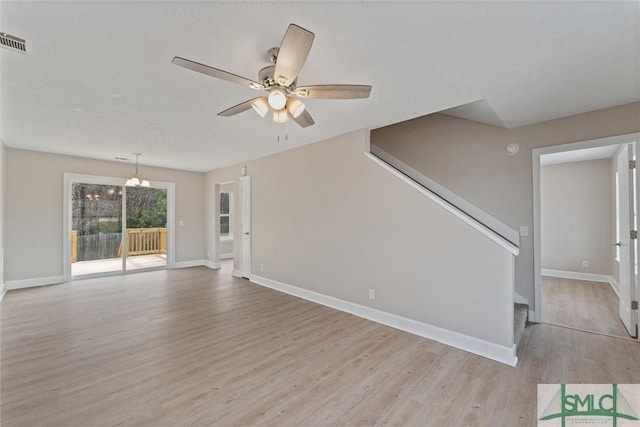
[71,183,124,276]
[124,187,167,271]
[67,175,172,279]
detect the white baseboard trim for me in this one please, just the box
[608,277,621,299]
[173,260,206,269]
[204,260,221,269]
[5,275,66,290]
[542,269,621,299]
[250,274,517,367]
[220,253,234,260]
[0,284,7,301]
[542,268,620,298]
[542,269,611,283]
[232,269,242,278]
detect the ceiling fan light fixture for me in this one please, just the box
[287,98,305,118]
[251,97,269,118]
[173,23,372,130]
[140,178,151,188]
[268,88,287,110]
[272,108,288,123]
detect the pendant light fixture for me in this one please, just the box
[125,153,150,187]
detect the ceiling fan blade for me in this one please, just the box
[294,85,372,99]
[218,98,261,117]
[173,57,265,90]
[273,24,315,87]
[290,109,315,128]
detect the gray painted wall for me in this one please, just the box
[4,148,206,281]
[541,159,613,275]
[206,130,515,348]
[371,102,640,309]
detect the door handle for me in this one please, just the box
[615,242,622,247]
[244,232,250,235]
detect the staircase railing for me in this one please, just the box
[369,144,520,250]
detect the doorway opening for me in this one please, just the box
[218,182,235,276]
[533,133,639,340]
[219,183,234,261]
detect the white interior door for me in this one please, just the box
[617,144,637,337]
[240,176,251,278]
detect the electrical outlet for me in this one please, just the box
[179,220,184,226]
[520,226,529,237]
[207,251,210,257]
[260,263,264,271]
[368,288,375,300]
[583,260,589,268]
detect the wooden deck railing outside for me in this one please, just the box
[71,228,166,263]
[118,228,167,257]
[71,230,78,263]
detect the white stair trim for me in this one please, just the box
[369,144,520,251]
[364,151,519,256]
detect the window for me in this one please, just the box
[220,192,232,239]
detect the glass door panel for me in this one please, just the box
[71,183,123,276]
[125,187,168,271]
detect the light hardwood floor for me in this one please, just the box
[2,263,639,426]
[541,275,631,338]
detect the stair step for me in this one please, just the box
[514,303,528,346]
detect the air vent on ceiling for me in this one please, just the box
[1,32,27,55]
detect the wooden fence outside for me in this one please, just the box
[71,228,167,263]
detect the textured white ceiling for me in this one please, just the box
[1,1,639,172]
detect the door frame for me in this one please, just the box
[615,143,638,336]
[63,173,176,281]
[239,175,251,278]
[532,132,639,331]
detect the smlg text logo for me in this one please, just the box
[538,384,640,427]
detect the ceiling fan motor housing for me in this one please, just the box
[259,63,297,90]
[258,65,276,87]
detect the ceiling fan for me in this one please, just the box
[172,23,372,128]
